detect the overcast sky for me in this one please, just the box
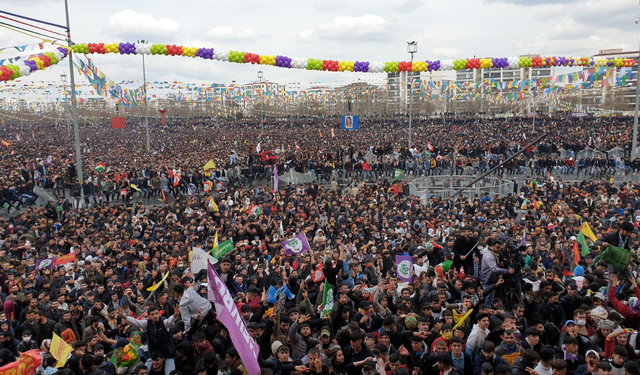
[0,0,638,89]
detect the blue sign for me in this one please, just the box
[342,116,359,130]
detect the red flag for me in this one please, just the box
[114,172,120,183]
[173,174,181,187]
[532,199,538,211]
[572,241,580,265]
[31,129,35,138]
[161,189,167,203]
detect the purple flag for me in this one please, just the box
[395,255,413,283]
[273,165,279,193]
[281,233,311,255]
[36,258,54,272]
[207,263,260,375]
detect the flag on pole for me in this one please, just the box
[248,205,262,217]
[435,260,453,280]
[572,240,580,265]
[209,197,219,212]
[281,233,311,255]
[203,160,216,171]
[576,232,589,256]
[207,263,261,375]
[210,232,219,254]
[50,334,73,368]
[321,280,334,318]
[580,222,597,242]
[520,225,527,247]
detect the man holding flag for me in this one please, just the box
[595,221,635,297]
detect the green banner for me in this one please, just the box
[212,239,234,259]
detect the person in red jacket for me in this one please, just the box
[245,287,262,314]
[608,274,640,328]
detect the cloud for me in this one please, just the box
[297,30,318,43]
[432,47,461,58]
[105,10,181,39]
[483,0,578,5]
[393,0,426,14]
[312,14,390,40]
[207,26,258,41]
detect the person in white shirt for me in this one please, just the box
[466,313,490,356]
[533,348,556,375]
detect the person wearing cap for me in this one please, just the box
[244,286,262,314]
[559,320,591,356]
[574,350,600,375]
[595,221,635,297]
[112,337,141,375]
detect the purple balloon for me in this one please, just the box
[57,47,68,58]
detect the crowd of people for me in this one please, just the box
[0,115,639,375]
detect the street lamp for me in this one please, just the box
[64,0,84,202]
[633,18,640,158]
[137,39,150,153]
[258,71,264,134]
[407,41,417,148]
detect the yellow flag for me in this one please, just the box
[452,308,473,330]
[203,160,216,171]
[130,184,142,192]
[51,333,73,368]
[147,271,170,291]
[209,197,219,212]
[580,222,597,242]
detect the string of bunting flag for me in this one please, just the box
[70,42,637,73]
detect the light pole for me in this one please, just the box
[407,41,417,149]
[633,18,640,158]
[138,39,150,153]
[258,71,264,135]
[64,0,84,202]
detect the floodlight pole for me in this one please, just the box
[407,41,417,149]
[65,0,84,202]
